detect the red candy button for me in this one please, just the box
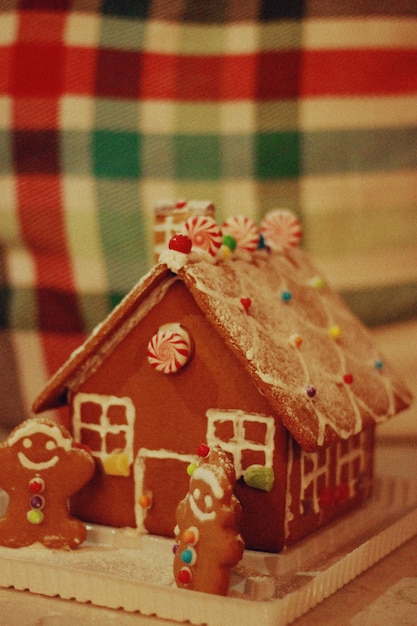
[28,477,45,494]
[169,234,192,254]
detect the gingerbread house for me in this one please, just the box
[32,207,412,553]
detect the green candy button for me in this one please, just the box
[27,509,44,525]
[243,465,274,492]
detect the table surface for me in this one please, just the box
[0,320,415,625]
[0,443,415,626]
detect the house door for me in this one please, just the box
[134,449,197,537]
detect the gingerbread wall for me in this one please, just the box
[285,428,374,545]
[69,279,289,552]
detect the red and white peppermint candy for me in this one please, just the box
[260,209,302,250]
[222,215,259,252]
[184,215,222,257]
[147,324,192,374]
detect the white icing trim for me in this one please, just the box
[72,393,135,466]
[285,430,370,538]
[205,409,275,479]
[17,452,59,471]
[192,467,224,500]
[8,421,72,451]
[134,448,198,533]
[67,276,179,391]
[189,493,216,522]
[185,252,402,447]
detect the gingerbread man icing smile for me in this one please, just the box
[0,417,94,549]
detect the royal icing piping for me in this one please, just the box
[72,392,135,468]
[192,467,224,500]
[67,275,179,392]
[205,409,275,479]
[134,448,198,532]
[182,251,402,447]
[284,430,369,537]
[8,421,72,451]
[17,453,59,471]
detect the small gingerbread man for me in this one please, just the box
[0,417,95,549]
[173,445,244,595]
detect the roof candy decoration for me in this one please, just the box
[166,209,303,263]
[260,209,303,250]
[222,215,260,252]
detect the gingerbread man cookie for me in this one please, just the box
[0,417,95,549]
[173,445,244,595]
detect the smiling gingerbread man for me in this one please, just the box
[173,445,244,595]
[0,417,95,549]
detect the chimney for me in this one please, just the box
[153,199,215,263]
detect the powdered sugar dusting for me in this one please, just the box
[178,248,410,450]
[1,532,173,587]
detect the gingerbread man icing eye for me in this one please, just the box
[193,488,201,501]
[23,438,32,449]
[45,440,56,451]
[204,495,213,510]
[147,323,193,374]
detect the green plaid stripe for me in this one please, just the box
[59,124,417,178]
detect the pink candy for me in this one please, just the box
[222,215,259,252]
[147,324,192,374]
[184,215,222,256]
[260,209,302,250]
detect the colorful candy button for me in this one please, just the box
[305,385,317,398]
[197,443,210,458]
[309,275,325,289]
[27,509,44,525]
[289,334,303,348]
[178,567,192,585]
[29,495,45,510]
[181,547,197,565]
[187,463,197,477]
[240,297,252,311]
[182,526,199,546]
[28,477,45,494]
[328,325,342,340]
[138,494,152,509]
[222,234,237,252]
[169,233,192,254]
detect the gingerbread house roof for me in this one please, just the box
[32,243,412,453]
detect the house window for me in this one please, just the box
[72,392,135,475]
[294,430,370,515]
[205,409,275,479]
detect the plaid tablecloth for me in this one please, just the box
[0,1,416,428]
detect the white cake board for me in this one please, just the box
[0,476,416,626]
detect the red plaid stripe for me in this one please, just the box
[302,50,417,96]
[10,9,84,384]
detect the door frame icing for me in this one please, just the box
[134,448,197,532]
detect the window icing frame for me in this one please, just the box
[205,408,275,479]
[72,392,135,466]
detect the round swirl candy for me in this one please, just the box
[260,209,302,250]
[147,323,192,374]
[184,215,222,257]
[222,215,259,252]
